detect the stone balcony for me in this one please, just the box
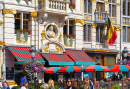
[122,16,130,25]
[38,0,70,14]
[94,10,109,24]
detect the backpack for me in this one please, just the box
[49,86,54,89]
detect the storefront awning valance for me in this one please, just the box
[66,50,95,65]
[8,46,45,64]
[41,53,75,65]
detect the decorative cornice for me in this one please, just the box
[74,19,84,25]
[83,48,120,53]
[92,0,96,2]
[3,9,16,14]
[91,23,97,28]
[30,12,37,17]
[116,3,120,6]
[104,1,109,4]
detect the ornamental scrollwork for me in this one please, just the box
[3,9,16,14]
[44,45,49,52]
[75,19,84,25]
[30,12,37,17]
[41,30,45,39]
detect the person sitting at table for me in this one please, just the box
[112,72,118,81]
[117,71,124,81]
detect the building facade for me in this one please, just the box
[0,0,129,86]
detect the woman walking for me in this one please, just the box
[19,81,28,89]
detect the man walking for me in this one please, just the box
[20,76,27,84]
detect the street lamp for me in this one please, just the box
[122,47,129,61]
[29,45,36,61]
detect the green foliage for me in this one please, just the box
[80,85,83,88]
[40,86,42,89]
[54,85,60,89]
[28,85,35,89]
[11,86,19,89]
[99,87,105,89]
[114,84,119,89]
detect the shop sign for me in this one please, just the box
[6,67,14,80]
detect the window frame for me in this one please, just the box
[123,0,130,16]
[83,24,91,42]
[84,0,92,14]
[123,26,130,43]
[109,0,116,17]
[97,2,105,12]
[15,13,30,34]
[96,25,104,43]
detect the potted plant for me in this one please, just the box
[69,3,76,12]
[23,29,31,42]
[15,29,23,41]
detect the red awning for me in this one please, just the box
[41,53,74,65]
[66,50,95,65]
[8,46,45,64]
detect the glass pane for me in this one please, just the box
[127,28,129,42]
[105,56,115,64]
[123,27,126,42]
[128,2,130,16]
[123,1,125,15]
[88,25,91,42]
[15,19,20,29]
[96,26,99,42]
[63,25,67,34]
[109,5,111,16]
[112,0,115,3]
[112,5,116,17]
[69,26,73,35]
[84,0,87,13]
[100,26,104,43]
[88,0,91,13]
[84,25,86,41]
[95,55,102,64]
[23,21,28,30]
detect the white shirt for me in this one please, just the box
[20,86,26,89]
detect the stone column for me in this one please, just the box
[115,27,121,50]
[30,12,39,50]
[91,23,96,48]
[74,19,84,50]
[91,0,97,21]
[104,0,109,13]
[116,1,120,24]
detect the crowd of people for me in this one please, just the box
[0,71,126,89]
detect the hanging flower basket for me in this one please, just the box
[21,60,44,76]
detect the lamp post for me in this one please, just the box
[122,47,129,62]
[29,45,36,83]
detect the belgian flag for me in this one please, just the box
[107,18,117,45]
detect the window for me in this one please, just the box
[84,0,92,13]
[15,13,30,34]
[109,0,116,17]
[63,20,74,35]
[123,26,130,42]
[96,26,104,43]
[97,2,104,12]
[123,0,130,16]
[83,24,91,42]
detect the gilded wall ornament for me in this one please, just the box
[41,30,45,39]
[91,23,97,28]
[3,9,16,14]
[116,3,120,6]
[59,32,62,41]
[0,22,3,26]
[115,26,121,31]
[56,45,59,53]
[75,19,84,25]
[16,34,27,44]
[44,45,49,52]
[104,1,109,4]
[30,12,37,17]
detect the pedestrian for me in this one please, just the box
[117,71,124,81]
[19,81,28,89]
[46,79,54,89]
[20,75,27,84]
[112,72,117,81]
[64,78,71,89]
[2,81,10,89]
[83,76,94,89]
[42,80,48,89]
[71,78,78,89]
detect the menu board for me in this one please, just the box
[6,67,14,80]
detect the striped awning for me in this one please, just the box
[8,46,45,64]
[66,50,95,65]
[41,53,74,65]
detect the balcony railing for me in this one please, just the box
[94,10,109,24]
[122,16,130,25]
[38,0,69,12]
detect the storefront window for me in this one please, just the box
[95,55,102,64]
[105,56,115,65]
